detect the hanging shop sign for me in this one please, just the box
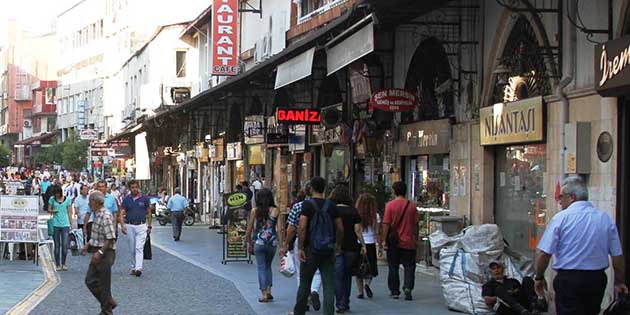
[310,125,342,145]
[248,145,265,165]
[369,89,418,112]
[212,0,239,76]
[480,96,544,146]
[276,108,321,125]
[399,119,451,156]
[79,128,99,140]
[266,116,289,146]
[226,142,242,161]
[244,115,265,144]
[595,35,630,96]
[289,125,306,152]
[210,138,224,162]
[349,62,372,105]
[221,191,250,263]
[0,196,39,242]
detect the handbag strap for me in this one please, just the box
[393,200,411,230]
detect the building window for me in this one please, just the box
[176,51,186,78]
[299,0,346,22]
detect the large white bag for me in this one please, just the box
[280,252,296,278]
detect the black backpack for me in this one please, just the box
[308,199,335,253]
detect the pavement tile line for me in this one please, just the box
[5,239,60,315]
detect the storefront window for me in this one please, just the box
[495,144,547,259]
[320,147,345,192]
[406,154,450,209]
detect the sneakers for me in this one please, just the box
[55,265,62,271]
[310,292,321,311]
[61,265,68,271]
[390,292,400,299]
[404,289,412,301]
[135,270,142,277]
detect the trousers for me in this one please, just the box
[85,249,116,315]
[293,249,335,315]
[53,226,69,267]
[171,211,184,239]
[293,238,322,292]
[386,246,416,294]
[554,269,607,315]
[126,224,147,271]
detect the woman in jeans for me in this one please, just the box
[354,193,382,299]
[245,188,280,302]
[48,185,73,271]
[329,184,366,314]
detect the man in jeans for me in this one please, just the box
[292,176,343,315]
[280,181,323,311]
[120,180,152,277]
[167,187,188,241]
[382,181,419,300]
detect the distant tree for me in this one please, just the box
[36,131,88,171]
[0,144,11,166]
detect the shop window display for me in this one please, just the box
[494,144,546,259]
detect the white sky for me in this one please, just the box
[0,0,77,44]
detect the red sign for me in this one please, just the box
[212,0,239,76]
[369,89,418,112]
[276,108,321,125]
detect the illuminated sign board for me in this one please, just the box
[275,108,321,125]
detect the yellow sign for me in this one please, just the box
[480,97,544,145]
[227,192,248,207]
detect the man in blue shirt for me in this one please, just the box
[74,185,93,243]
[121,180,151,277]
[167,187,189,241]
[535,176,628,315]
[97,180,121,235]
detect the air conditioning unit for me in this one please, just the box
[254,34,272,63]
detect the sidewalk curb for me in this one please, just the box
[5,231,60,315]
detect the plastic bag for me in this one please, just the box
[280,252,296,278]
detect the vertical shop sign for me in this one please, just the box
[221,192,251,263]
[212,0,239,76]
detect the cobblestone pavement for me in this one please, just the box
[32,231,254,315]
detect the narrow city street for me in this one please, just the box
[31,228,255,315]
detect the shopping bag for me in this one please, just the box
[357,254,372,279]
[47,218,54,237]
[143,235,152,260]
[279,251,296,278]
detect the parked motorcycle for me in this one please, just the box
[155,201,195,226]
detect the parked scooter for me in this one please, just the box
[155,201,195,226]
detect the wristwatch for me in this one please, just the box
[98,249,104,255]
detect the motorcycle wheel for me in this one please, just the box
[158,219,167,226]
[184,215,194,226]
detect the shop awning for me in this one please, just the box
[326,14,375,76]
[107,123,143,143]
[139,6,361,128]
[274,47,315,90]
[14,131,57,145]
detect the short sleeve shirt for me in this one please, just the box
[167,194,189,211]
[300,198,340,248]
[383,199,419,250]
[49,196,72,227]
[104,193,119,214]
[287,201,304,227]
[122,193,150,222]
[88,208,116,250]
[74,195,92,225]
[337,205,361,251]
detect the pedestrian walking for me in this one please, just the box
[535,176,628,315]
[242,181,253,213]
[120,180,152,277]
[354,193,382,299]
[291,176,343,315]
[280,182,323,312]
[32,177,41,196]
[329,184,366,313]
[82,191,118,315]
[167,187,188,241]
[382,181,419,300]
[96,180,122,235]
[74,185,93,244]
[245,188,280,302]
[48,185,73,271]
[41,176,52,210]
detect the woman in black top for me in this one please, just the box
[328,184,366,314]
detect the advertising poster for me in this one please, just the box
[0,196,39,242]
[222,192,250,263]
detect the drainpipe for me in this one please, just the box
[556,0,577,179]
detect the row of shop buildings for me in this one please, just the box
[108,0,630,287]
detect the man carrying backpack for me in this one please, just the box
[292,176,343,315]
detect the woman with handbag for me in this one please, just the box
[48,185,73,271]
[354,193,382,299]
[245,188,280,303]
[329,184,366,314]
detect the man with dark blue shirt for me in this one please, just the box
[121,180,152,277]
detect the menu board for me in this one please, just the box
[222,192,250,263]
[0,196,39,242]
